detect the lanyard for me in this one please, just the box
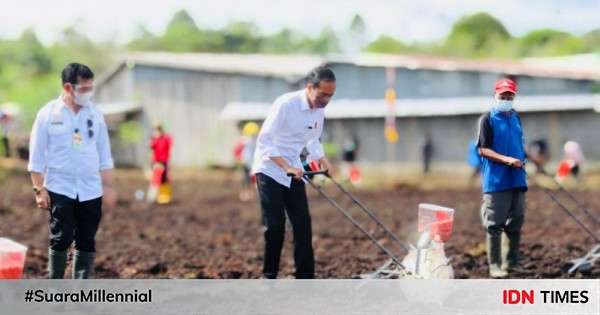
[70,109,82,132]
[68,108,84,149]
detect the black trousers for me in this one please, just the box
[256,173,314,279]
[48,191,102,252]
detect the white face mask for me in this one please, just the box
[494,99,513,112]
[73,90,94,107]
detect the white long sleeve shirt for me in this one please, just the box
[27,96,114,201]
[251,89,325,187]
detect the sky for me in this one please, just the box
[0,0,598,44]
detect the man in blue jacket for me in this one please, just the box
[477,78,527,278]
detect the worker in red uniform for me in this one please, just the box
[148,124,173,204]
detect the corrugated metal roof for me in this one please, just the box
[220,94,600,121]
[98,52,600,87]
[220,102,271,121]
[126,52,326,82]
[336,53,600,80]
[523,53,600,74]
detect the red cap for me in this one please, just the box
[494,78,517,94]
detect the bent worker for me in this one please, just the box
[477,78,528,278]
[252,66,336,279]
[148,124,173,204]
[28,63,116,279]
[555,140,585,184]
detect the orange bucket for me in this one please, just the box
[0,238,28,279]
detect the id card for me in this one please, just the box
[73,131,83,149]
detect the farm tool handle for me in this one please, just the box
[544,188,600,243]
[538,172,600,226]
[326,176,410,252]
[290,170,410,251]
[298,174,407,269]
[287,170,330,177]
[553,181,600,226]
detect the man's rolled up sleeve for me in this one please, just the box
[27,110,48,173]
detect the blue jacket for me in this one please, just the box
[480,109,528,193]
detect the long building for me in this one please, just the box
[95,52,600,167]
[222,94,600,170]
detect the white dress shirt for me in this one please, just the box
[27,96,114,201]
[251,89,325,187]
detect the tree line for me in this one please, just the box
[0,10,598,123]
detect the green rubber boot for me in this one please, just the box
[48,249,68,279]
[72,250,95,279]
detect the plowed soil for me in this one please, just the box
[1,167,599,279]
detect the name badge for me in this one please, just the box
[73,130,83,149]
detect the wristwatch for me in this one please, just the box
[33,186,45,195]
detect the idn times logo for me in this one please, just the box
[502,289,589,305]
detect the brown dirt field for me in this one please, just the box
[1,167,599,279]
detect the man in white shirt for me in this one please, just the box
[28,63,117,279]
[252,66,335,279]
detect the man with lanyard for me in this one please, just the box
[252,66,335,279]
[477,78,527,278]
[28,63,116,279]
